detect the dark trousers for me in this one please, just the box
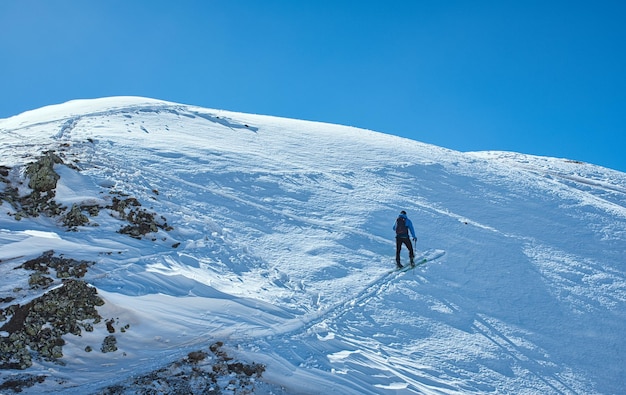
[396,237,414,264]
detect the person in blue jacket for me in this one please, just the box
[393,210,416,268]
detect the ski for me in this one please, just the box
[390,249,446,274]
[396,258,427,272]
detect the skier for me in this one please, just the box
[393,210,417,269]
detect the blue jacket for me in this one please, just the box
[393,214,416,239]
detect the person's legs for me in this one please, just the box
[395,238,403,267]
[405,239,415,264]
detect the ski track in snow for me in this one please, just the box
[1,97,625,394]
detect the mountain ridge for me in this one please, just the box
[0,97,624,394]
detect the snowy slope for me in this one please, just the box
[0,97,625,394]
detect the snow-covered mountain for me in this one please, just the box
[0,97,625,394]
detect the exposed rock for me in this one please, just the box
[105,319,115,333]
[95,342,266,395]
[101,335,117,353]
[186,350,208,363]
[119,210,159,238]
[109,196,173,239]
[1,252,104,370]
[0,166,13,206]
[82,204,101,217]
[27,272,54,289]
[18,250,92,279]
[1,152,66,220]
[63,203,90,229]
[0,183,20,211]
[109,196,141,218]
[0,278,104,368]
[0,374,46,393]
[2,150,174,238]
[25,151,64,192]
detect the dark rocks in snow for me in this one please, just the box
[100,335,117,353]
[109,196,141,214]
[0,252,104,370]
[109,195,173,239]
[0,149,174,239]
[27,272,54,289]
[25,151,63,192]
[186,350,208,363]
[18,151,67,219]
[1,152,65,220]
[0,277,104,369]
[108,197,173,239]
[18,250,92,280]
[0,166,11,200]
[0,374,46,393]
[0,146,212,392]
[95,342,266,395]
[63,203,90,229]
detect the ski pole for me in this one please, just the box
[413,238,417,275]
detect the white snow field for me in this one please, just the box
[0,97,625,394]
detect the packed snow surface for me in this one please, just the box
[1,97,625,394]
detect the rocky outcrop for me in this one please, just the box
[25,151,64,192]
[109,195,173,239]
[0,147,269,394]
[0,152,65,220]
[63,203,90,228]
[0,151,173,238]
[0,252,104,370]
[95,342,266,395]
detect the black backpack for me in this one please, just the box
[395,216,408,236]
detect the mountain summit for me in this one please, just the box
[1,97,625,394]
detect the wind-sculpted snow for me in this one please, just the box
[0,97,625,394]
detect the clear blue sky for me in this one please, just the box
[2,1,625,172]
